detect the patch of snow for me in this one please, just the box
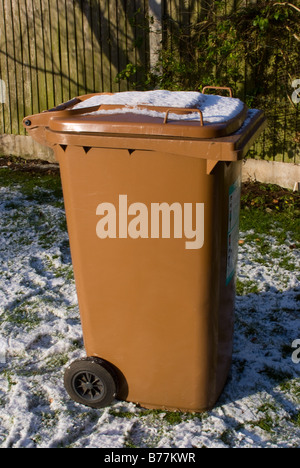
[72,90,245,123]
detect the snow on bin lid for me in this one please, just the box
[46,90,249,140]
[72,90,245,124]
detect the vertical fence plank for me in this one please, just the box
[40,0,54,110]
[90,0,102,93]
[108,0,119,92]
[82,0,95,94]
[126,0,138,85]
[135,0,148,87]
[19,0,33,125]
[65,0,79,99]
[33,0,48,113]
[100,0,113,92]
[48,0,63,106]
[0,0,9,133]
[73,0,85,96]
[12,0,25,134]
[3,0,17,134]
[59,0,71,103]
[25,0,39,117]
[116,0,128,91]
[0,48,4,134]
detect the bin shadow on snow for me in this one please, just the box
[217,286,299,414]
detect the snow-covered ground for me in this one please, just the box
[0,172,299,448]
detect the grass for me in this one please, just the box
[3,305,41,330]
[291,412,300,427]
[109,407,200,425]
[0,167,63,203]
[237,182,299,297]
[240,182,300,244]
[236,278,260,296]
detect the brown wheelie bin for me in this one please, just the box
[23,89,266,412]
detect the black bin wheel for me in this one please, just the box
[64,358,117,409]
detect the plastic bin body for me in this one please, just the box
[56,144,241,411]
[23,92,266,411]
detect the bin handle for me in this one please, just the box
[163,108,204,126]
[96,104,205,126]
[202,86,233,98]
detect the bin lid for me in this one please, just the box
[47,90,248,140]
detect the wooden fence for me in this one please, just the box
[0,0,149,136]
[0,0,299,163]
